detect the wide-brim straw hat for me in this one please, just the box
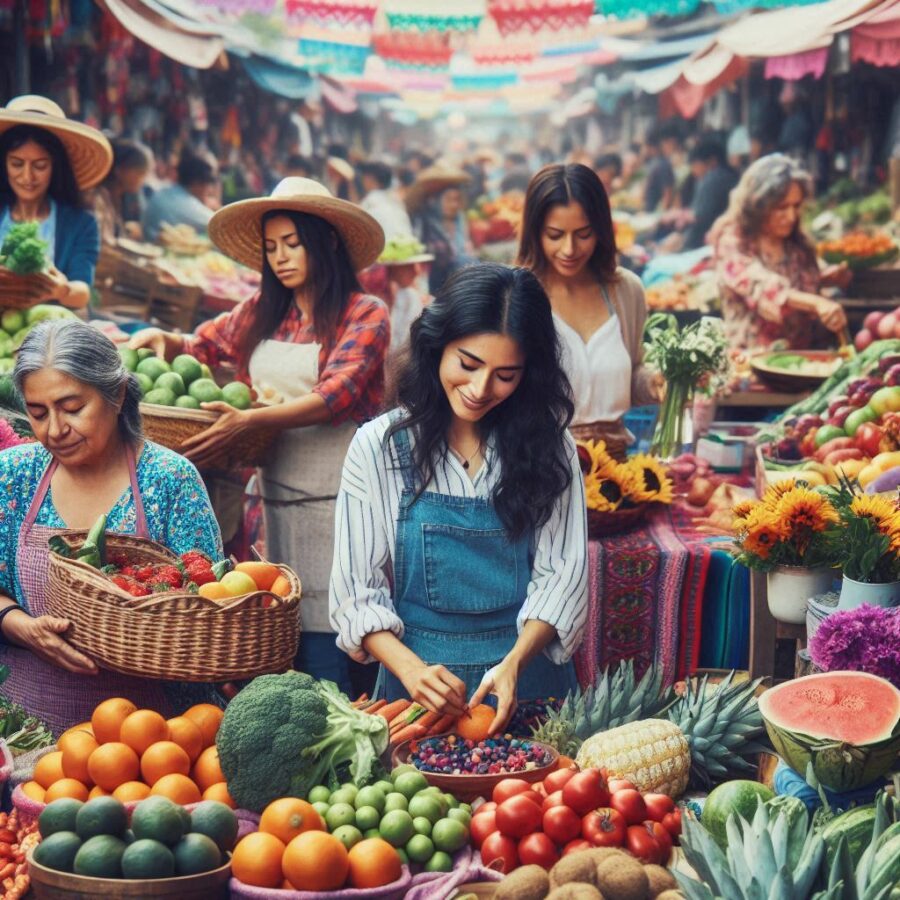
[405,164,472,212]
[0,95,112,189]
[326,156,355,182]
[209,177,385,273]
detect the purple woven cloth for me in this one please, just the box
[229,867,412,900]
[405,847,503,900]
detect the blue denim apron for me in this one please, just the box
[378,425,578,703]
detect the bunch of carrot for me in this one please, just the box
[351,696,457,745]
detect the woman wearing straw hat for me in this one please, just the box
[0,95,112,308]
[130,178,389,691]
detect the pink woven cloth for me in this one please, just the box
[764,48,829,81]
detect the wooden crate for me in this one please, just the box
[147,282,204,332]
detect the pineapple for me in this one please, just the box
[575,671,767,796]
[532,659,676,756]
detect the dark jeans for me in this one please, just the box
[293,633,377,699]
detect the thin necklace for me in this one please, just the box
[449,442,483,470]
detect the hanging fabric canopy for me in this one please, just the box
[285,0,378,27]
[763,46,829,79]
[297,23,372,73]
[372,31,453,69]
[851,0,900,65]
[597,0,698,21]
[240,54,318,96]
[191,0,276,10]
[488,0,595,36]
[383,0,485,32]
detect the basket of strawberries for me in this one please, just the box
[45,519,301,682]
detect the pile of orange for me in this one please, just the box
[22,699,235,810]
[232,798,401,891]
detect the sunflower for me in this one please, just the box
[849,494,900,542]
[585,471,624,513]
[578,439,617,478]
[763,480,801,510]
[777,488,838,536]
[740,506,788,561]
[732,498,757,523]
[623,454,674,504]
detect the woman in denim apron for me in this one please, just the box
[330,263,588,732]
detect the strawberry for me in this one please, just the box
[131,565,155,584]
[180,551,211,568]
[150,565,183,589]
[109,575,151,597]
[183,560,215,586]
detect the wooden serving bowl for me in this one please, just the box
[390,733,559,803]
[28,850,231,900]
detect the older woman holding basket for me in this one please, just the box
[0,320,222,735]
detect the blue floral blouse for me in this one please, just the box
[0,440,223,610]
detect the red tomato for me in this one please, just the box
[581,807,626,847]
[475,801,497,815]
[607,778,636,793]
[661,809,682,840]
[610,788,648,826]
[542,805,582,846]
[562,838,593,856]
[643,793,675,822]
[492,778,533,805]
[855,421,884,457]
[626,821,673,865]
[562,768,610,816]
[532,783,547,798]
[470,811,498,848]
[496,793,543,838]
[543,766,577,794]
[519,790,544,809]
[542,790,566,813]
[518,832,559,870]
[481,832,519,874]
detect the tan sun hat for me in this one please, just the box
[405,164,472,212]
[326,156,355,182]
[208,177,385,273]
[0,95,112,189]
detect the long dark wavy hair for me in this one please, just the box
[0,125,83,209]
[237,209,362,372]
[388,263,574,539]
[517,163,617,283]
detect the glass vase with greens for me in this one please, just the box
[643,313,731,459]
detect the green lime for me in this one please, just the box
[447,808,471,827]
[325,803,357,831]
[394,771,429,800]
[171,354,203,386]
[39,799,84,838]
[363,828,381,840]
[405,834,435,864]
[329,789,356,807]
[384,792,408,813]
[136,348,155,361]
[200,363,213,380]
[390,765,418,783]
[308,785,331,804]
[460,803,472,816]
[188,378,223,404]
[379,810,415,848]
[425,850,453,872]
[136,357,170,382]
[143,387,177,407]
[135,373,154,396]
[413,816,432,836]
[11,327,29,351]
[73,834,127,878]
[190,801,239,854]
[172,833,221,875]
[34,831,82,872]
[338,783,359,800]
[354,786,386,814]
[118,346,138,372]
[121,839,175,879]
[442,793,459,810]
[355,806,381,832]
[154,371,186,397]
[75,797,128,840]
[1,309,25,335]
[0,358,13,374]
[131,797,185,847]
[312,801,330,819]
[332,824,363,851]
[222,381,252,410]
[174,395,201,409]
[432,818,468,854]
[396,847,409,866]
[408,794,443,825]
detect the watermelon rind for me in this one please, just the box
[822,805,876,870]
[869,833,900,899]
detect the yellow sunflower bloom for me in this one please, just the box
[849,495,900,535]
[732,498,757,523]
[623,454,674,504]
[741,506,788,561]
[763,480,801,510]
[585,472,624,512]
[575,439,617,478]
[776,488,838,535]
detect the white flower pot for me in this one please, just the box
[837,576,900,610]
[767,565,837,624]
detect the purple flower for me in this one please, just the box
[809,604,900,687]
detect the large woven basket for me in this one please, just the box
[45,532,301,682]
[586,503,654,538]
[140,402,277,469]
[0,268,57,308]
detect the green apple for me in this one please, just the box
[869,386,900,417]
[844,405,878,437]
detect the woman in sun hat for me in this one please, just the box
[130,177,389,693]
[0,95,113,307]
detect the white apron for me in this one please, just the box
[249,340,357,632]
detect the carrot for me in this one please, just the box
[390,703,422,730]
[391,722,428,744]
[365,699,387,715]
[376,699,410,721]
[413,710,441,734]
[429,714,455,736]
[351,694,369,708]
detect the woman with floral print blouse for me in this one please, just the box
[710,154,850,352]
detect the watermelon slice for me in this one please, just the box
[759,671,900,791]
[759,671,900,744]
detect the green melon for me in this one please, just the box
[701,780,774,849]
[821,805,876,870]
[758,672,900,792]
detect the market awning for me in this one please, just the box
[95,0,227,68]
[851,0,900,66]
[240,55,317,99]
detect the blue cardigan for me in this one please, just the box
[0,202,100,286]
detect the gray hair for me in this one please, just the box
[14,319,143,446]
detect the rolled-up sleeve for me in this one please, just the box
[518,433,588,664]
[181,294,260,373]
[329,430,404,660]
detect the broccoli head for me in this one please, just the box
[0,223,48,274]
[215,670,389,812]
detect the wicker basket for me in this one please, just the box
[586,503,654,538]
[0,268,57,308]
[140,403,277,469]
[45,533,301,682]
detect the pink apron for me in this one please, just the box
[1,445,170,737]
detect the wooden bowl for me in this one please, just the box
[28,849,231,900]
[390,733,558,803]
[749,350,842,392]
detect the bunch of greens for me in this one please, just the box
[0,222,49,275]
[0,665,54,756]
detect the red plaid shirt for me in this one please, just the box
[183,291,390,425]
